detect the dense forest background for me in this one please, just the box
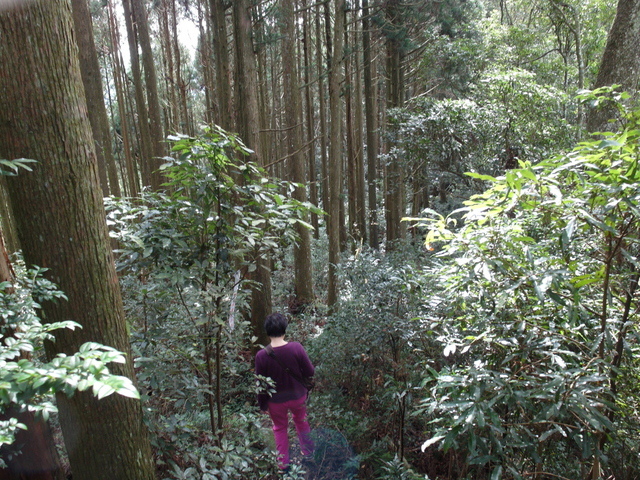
[0,0,639,479]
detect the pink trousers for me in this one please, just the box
[267,395,314,468]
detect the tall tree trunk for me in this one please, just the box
[0,2,155,480]
[302,0,319,236]
[362,0,379,248]
[587,0,640,133]
[327,0,345,309]
[345,21,357,244]
[161,0,178,133]
[72,0,106,196]
[233,0,272,345]
[171,0,191,135]
[122,0,153,186]
[254,4,271,178]
[384,0,405,246]
[316,4,329,231]
[71,0,121,197]
[211,0,234,131]
[130,0,166,189]
[108,0,138,196]
[353,5,366,244]
[198,0,216,125]
[282,0,314,307]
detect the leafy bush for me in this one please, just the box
[417,92,640,479]
[308,243,441,475]
[0,263,138,452]
[106,126,319,478]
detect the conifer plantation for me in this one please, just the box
[1,0,639,479]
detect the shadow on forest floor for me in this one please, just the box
[288,428,359,480]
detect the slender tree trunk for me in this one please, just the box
[353,4,366,244]
[316,5,329,231]
[122,0,153,185]
[345,21,357,244]
[110,0,139,196]
[198,0,216,125]
[71,0,121,197]
[130,0,166,189]
[0,2,155,479]
[384,0,405,246]
[211,0,234,131]
[302,0,319,236]
[362,0,379,248]
[327,0,345,309]
[254,4,271,177]
[161,0,178,132]
[282,0,314,307]
[171,0,191,135]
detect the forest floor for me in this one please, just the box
[286,427,359,480]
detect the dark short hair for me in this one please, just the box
[264,312,288,337]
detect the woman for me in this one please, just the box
[255,312,314,470]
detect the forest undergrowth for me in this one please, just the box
[108,97,640,480]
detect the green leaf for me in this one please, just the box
[490,465,503,480]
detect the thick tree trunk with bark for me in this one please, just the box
[233,0,273,344]
[0,2,155,479]
[587,0,640,133]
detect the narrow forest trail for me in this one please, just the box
[286,428,359,480]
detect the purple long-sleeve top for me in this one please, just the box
[255,341,315,411]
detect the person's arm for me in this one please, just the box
[297,344,315,378]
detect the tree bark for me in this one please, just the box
[211,0,234,131]
[316,4,329,232]
[130,0,166,189]
[232,0,273,344]
[587,0,640,133]
[0,2,155,479]
[353,6,367,244]
[198,0,216,125]
[108,0,138,196]
[121,0,153,185]
[327,0,345,309]
[302,0,319,236]
[384,0,406,246]
[281,0,314,307]
[161,0,179,133]
[362,0,379,249]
